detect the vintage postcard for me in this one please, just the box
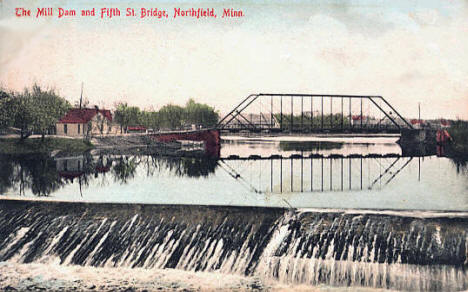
[0,0,467,291]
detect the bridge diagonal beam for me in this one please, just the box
[235,110,258,129]
[217,94,259,129]
[369,157,400,189]
[367,97,401,130]
[376,96,414,129]
[384,157,413,185]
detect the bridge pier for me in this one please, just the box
[399,129,437,145]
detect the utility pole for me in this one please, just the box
[418,102,421,121]
[79,82,84,109]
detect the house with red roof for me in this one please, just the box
[56,107,118,137]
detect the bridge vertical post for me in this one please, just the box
[301,156,303,192]
[341,97,344,130]
[280,157,283,192]
[341,157,344,191]
[321,96,324,130]
[321,157,324,191]
[311,97,313,130]
[330,158,332,190]
[280,96,283,131]
[290,158,293,191]
[349,158,351,189]
[270,96,273,128]
[349,97,352,129]
[290,96,293,132]
[310,158,313,191]
[360,156,363,189]
[360,98,363,129]
[330,97,333,129]
[259,97,261,129]
[269,159,272,192]
[301,96,304,132]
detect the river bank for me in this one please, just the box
[0,137,93,155]
[0,135,205,158]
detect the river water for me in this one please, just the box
[0,136,467,291]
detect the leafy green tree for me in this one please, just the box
[0,85,70,140]
[0,89,10,100]
[29,85,70,139]
[158,104,185,129]
[0,93,18,131]
[139,111,160,130]
[114,102,141,133]
[114,99,219,131]
[184,98,219,128]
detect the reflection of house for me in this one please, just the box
[56,107,119,137]
[56,155,111,181]
[56,155,85,180]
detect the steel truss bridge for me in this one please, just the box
[217,94,414,133]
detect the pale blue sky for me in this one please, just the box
[1,0,467,119]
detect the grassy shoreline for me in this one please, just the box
[0,137,93,155]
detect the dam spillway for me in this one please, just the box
[0,200,466,291]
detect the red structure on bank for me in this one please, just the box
[149,129,221,158]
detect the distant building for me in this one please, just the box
[439,119,451,128]
[56,107,119,137]
[410,119,425,129]
[127,125,147,133]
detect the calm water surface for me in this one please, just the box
[0,136,466,211]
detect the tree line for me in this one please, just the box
[114,98,219,132]
[0,85,220,139]
[0,85,70,140]
[274,113,351,130]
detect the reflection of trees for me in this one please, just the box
[0,154,219,196]
[148,156,218,178]
[0,158,14,194]
[0,154,64,196]
[448,155,468,176]
[112,156,140,184]
[28,157,63,195]
[110,155,218,183]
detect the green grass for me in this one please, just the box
[0,137,93,155]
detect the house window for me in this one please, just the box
[64,124,68,134]
[78,124,81,134]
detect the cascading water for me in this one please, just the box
[0,200,466,291]
[255,211,468,291]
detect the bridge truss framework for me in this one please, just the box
[217,94,414,133]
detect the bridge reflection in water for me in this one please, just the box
[0,152,424,198]
[219,155,416,194]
